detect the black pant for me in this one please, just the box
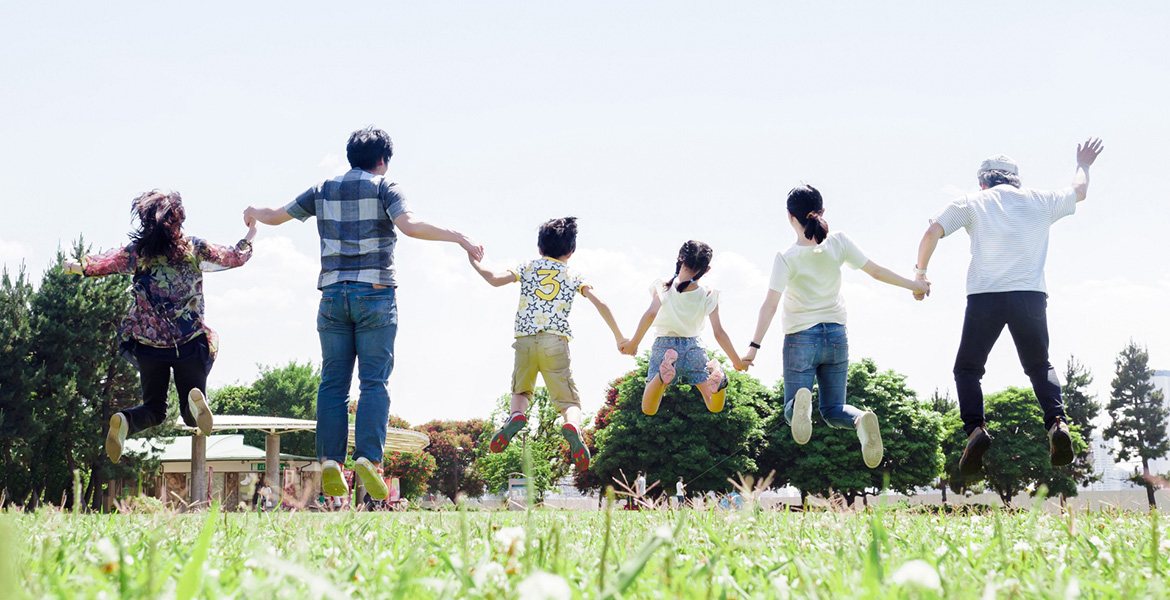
[123,340,209,435]
[954,291,1065,435]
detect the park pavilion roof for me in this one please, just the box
[122,434,311,462]
[176,415,431,454]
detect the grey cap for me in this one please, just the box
[978,154,1019,176]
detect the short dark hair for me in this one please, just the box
[537,217,578,258]
[978,169,1021,189]
[346,126,394,171]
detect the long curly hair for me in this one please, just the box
[130,190,189,260]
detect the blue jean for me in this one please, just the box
[316,282,397,464]
[782,323,863,429]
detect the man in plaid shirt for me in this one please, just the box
[245,126,483,502]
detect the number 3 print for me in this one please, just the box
[535,269,561,301]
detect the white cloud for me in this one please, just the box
[0,238,35,273]
[318,153,351,177]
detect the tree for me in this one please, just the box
[587,356,772,496]
[757,359,943,505]
[571,375,626,494]
[379,414,436,499]
[1061,356,1101,492]
[947,387,1084,506]
[474,388,567,500]
[418,419,490,502]
[213,361,319,458]
[1103,341,1170,508]
[0,265,37,504]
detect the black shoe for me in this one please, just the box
[1049,418,1074,467]
[959,426,991,477]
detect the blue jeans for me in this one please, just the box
[316,282,397,464]
[782,323,862,429]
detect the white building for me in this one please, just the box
[1146,370,1170,475]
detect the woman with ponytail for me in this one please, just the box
[619,240,746,416]
[741,185,929,469]
[64,190,255,463]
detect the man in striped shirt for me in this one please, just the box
[914,138,1104,478]
[244,126,484,502]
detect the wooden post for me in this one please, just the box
[190,435,207,509]
[266,434,281,508]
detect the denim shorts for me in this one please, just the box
[647,336,712,385]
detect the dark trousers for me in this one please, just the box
[954,291,1065,435]
[123,341,209,435]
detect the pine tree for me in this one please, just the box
[1103,340,1170,508]
[0,265,38,504]
[1061,356,1100,493]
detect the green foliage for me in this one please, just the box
[1062,356,1101,490]
[212,361,319,458]
[382,450,437,500]
[1103,340,1169,507]
[417,419,490,501]
[758,358,943,504]
[474,388,565,499]
[948,387,1085,506]
[1,242,142,509]
[588,355,772,495]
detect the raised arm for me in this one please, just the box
[1072,137,1104,202]
[468,255,516,287]
[393,213,484,261]
[243,206,293,226]
[618,293,662,355]
[860,259,929,298]
[708,305,746,371]
[741,289,781,367]
[581,286,627,349]
[64,245,135,278]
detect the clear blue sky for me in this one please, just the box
[3,2,1167,427]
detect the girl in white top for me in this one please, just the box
[742,185,929,469]
[620,241,746,415]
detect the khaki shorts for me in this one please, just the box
[511,332,580,412]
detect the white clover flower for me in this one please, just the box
[244,558,259,569]
[495,527,527,555]
[1013,541,1032,553]
[934,544,948,559]
[653,525,674,542]
[322,547,341,559]
[95,538,117,563]
[1097,550,1114,568]
[472,561,505,588]
[206,568,220,580]
[516,571,571,600]
[1065,577,1080,600]
[890,559,941,591]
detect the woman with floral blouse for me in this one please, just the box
[64,190,255,462]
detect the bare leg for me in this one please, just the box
[510,393,530,416]
[561,405,582,430]
[642,376,667,415]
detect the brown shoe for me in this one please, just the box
[959,426,991,477]
[1049,418,1074,467]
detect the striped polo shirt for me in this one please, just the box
[931,184,1077,295]
[285,168,412,289]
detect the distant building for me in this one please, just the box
[1146,370,1170,475]
[1086,431,1140,491]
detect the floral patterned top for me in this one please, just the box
[511,257,588,339]
[81,237,253,360]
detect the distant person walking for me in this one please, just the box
[244,126,483,501]
[742,186,928,468]
[635,471,647,497]
[675,477,686,507]
[64,190,255,462]
[915,138,1104,478]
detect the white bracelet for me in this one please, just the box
[913,266,927,276]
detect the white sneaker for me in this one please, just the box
[790,388,814,445]
[321,460,349,497]
[857,411,883,469]
[355,457,390,500]
[188,388,213,436]
[106,413,128,462]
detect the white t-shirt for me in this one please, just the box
[635,476,646,495]
[931,185,1077,295]
[768,232,869,335]
[676,481,685,496]
[650,280,720,338]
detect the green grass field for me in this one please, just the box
[3,502,1165,599]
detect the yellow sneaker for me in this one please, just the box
[355,457,389,500]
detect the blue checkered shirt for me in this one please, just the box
[285,168,412,289]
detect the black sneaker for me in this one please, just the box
[958,426,991,477]
[1049,418,1074,467]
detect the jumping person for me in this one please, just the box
[742,185,929,469]
[619,241,746,415]
[470,217,626,471]
[915,138,1104,478]
[64,190,255,462]
[243,126,483,501]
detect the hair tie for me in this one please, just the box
[806,211,819,220]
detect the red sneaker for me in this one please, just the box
[490,413,528,453]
